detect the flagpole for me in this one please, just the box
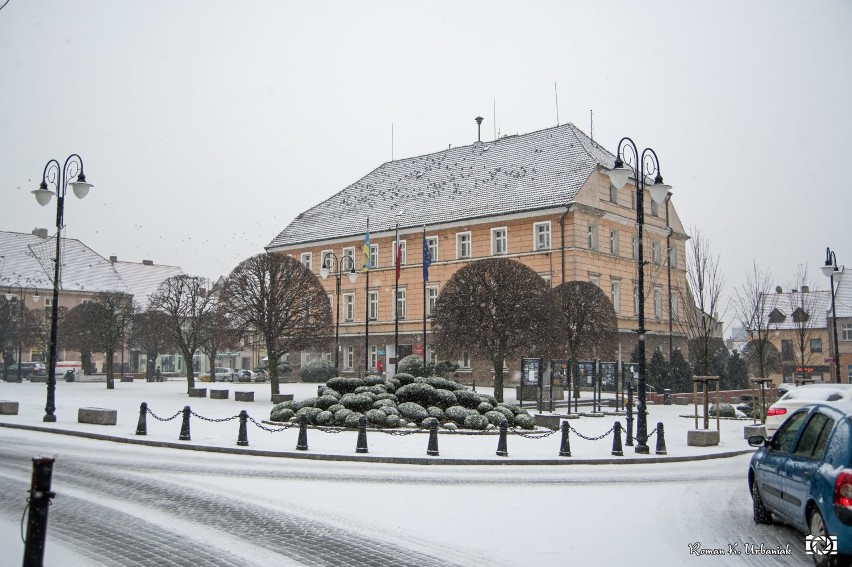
[422,225,427,367]
[364,218,370,375]
[394,222,400,374]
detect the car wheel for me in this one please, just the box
[752,481,773,525]
[809,508,851,567]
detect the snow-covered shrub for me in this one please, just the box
[384,378,400,392]
[418,376,466,391]
[369,384,388,395]
[442,422,458,431]
[271,400,294,413]
[299,359,336,383]
[326,377,365,394]
[291,397,317,411]
[375,392,398,403]
[344,412,364,428]
[464,413,489,430]
[270,407,295,422]
[366,409,387,426]
[477,401,494,414]
[372,398,396,409]
[315,411,334,426]
[339,393,373,412]
[394,372,416,386]
[397,355,428,377]
[456,390,484,409]
[445,405,471,425]
[431,389,458,410]
[484,410,506,426]
[395,383,436,407]
[398,402,429,422]
[513,413,535,429]
[333,408,354,425]
[296,406,322,424]
[427,406,444,420]
[364,375,385,386]
[379,405,400,417]
[315,395,339,410]
[492,406,514,426]
[385,414,401,428]
[709,403,737,418]
[320,387,341,399]
[421,417,437,428]
[327,404,344,414]
[478,393,498,406]
[498,403,528,416]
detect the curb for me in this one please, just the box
[0,421,754,466]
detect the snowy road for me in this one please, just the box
[0,429,811,566]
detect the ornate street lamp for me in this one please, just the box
[607,137,671,454]
[31,155,93,422]
[320,252,358,371]
[5,285,40,382]
[821,247,844,384]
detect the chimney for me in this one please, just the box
[32,228,48,238]
[142,260,153,266]
[801,285,809,293]
[110,256,117,263]
[775,286,782,293]
[475,116,484,142]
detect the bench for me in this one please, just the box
[0,401,19,415]
[210,389,229,400]
[235,391,254,402]
[78,407,117,426]
[189,388,207,398]
[272,394,294,404]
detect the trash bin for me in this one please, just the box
[64,369,76,382]
[663,389,672,405]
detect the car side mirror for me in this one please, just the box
[747,435,767,447]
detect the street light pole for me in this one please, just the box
[821,247,844,384]
[5,285,41,383]
[320,252,357,372]
[31,155,93,422]
[607,138,671,454]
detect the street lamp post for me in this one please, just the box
[821,247,844,384]
[607,138,672,454]
[5,285,41,382]
[31,155,93,422]
[320,252,358,371]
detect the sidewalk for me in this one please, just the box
[0,379,756,464]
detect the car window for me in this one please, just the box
[773,411,809,453]
[793,413,834,459]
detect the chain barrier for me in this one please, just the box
[567,423,615,441]
[647,427,657,439]
[147,408,182,422]
[189,409,241,423]
[508,427,558,439]
[247,415,295,433]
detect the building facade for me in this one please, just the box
[267,123,691,382]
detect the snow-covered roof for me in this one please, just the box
[110,260,184,310]
[266,122,617,249]
[831,271,852,318]
[753,289,832,330]
[0,230,127,294]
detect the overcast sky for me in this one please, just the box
[1,0,850,333]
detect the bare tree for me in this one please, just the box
[551,281,619,360]
[785,265,823,379]
[732,261,779,379]
[679,227,726,376]
[60,301,101,376]
[220,253,332,400]
[431,258,562,403]
[129,309,176,379]
[149,275,216,392]
[199,297,242,382]
[91,291,135,389]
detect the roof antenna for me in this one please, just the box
[554,82,560,126]
[475,116,483,142]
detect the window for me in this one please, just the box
[491,227,508,255]
[651,241,661,265]
[611,281,621,314]
[344,346,354,370]
[457,232,472,259]
[672,291,679,321]
[44,297,53,309]
[343,293,355,321]
[668,244,677,269]
[459,353,471,369]
[370,345,378,370]
[633,284,639,316]
[392,240,407,265]
[653,288,662,319]
[781,339,793,361]
[810,338,823,353]
[590,275,600,288]
[609,229,619,256]
[342,247,356,271]
[300,252,312,271]
[631,190,636,210]
[769,308,786,324]
[369,244,379,269]
[534,222,551,251]
[843,323,852,341]
[427,236,438,262]
[609,184,618,204]
[394,289,407,319]
[588,223,598,251]
[368,291,378,320]
[426,286,438,317]
[793,413,834,460]
[632,236,638,260]
[773,411,808,453]
[848,365,852,381]
[650,199,659,217]
[541,273,552,287]
[321,250,334,271]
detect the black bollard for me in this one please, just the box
[237,410,249,447]
[625,387,634,447]
[356,415,369,454]
[427,418,439,456]
[22,457,56,567]
[496,419,508,457]
[558,421,572,457]
[611,421,623,456]
[296,413,309,451]
[179,406,191,441]
[655,422,667,455]
[136,402,148,436]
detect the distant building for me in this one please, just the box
[828,274,852,383]
[267,123,692,382]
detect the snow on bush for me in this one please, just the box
[492,406,514,426]
[417,376,467,391]
[326,377,366,394]
[270,407,295,422]
[427,406,444,420]
[339,393,374,412]
[395,383,436,407]
[378,405,400,417]
[456,390,484,409]
[372,398,396,409]
[709,403,737,418]
[484,410,506,426]
[431,389,458,410]
[397,355,428,377]
[478,393,498,406]
[344,412,364,428]
[327,404,344,414]
[315,395,339,410]
[445,405,472,425]
[477,401,494,413]
[364,375,385,387]
[315,410,334,426]
[385,414,401,428]
[397,402,429,421]
[464,413,489,430]
[394,372,416,386]
[513,413,536,429]
[365,409,387,426]
[333,408,353,425]
[299,359,337,383]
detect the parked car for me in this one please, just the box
[253,368,268,382]
[236,370,253,382]
[748,403,852,564]
[198,367,236,382]
[765,384,852,436]
[6,362,46,381]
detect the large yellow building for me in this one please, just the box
[267,123,691,382]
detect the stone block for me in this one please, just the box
[235,391,254,402]
[674,397,689,405]
[120,377,134,382]
[533,414,561,431]
[687,429,720,447]
[189,388,207,398]
[0,400,20,415]
[78,407,117,426]
[744,424,767,440]
[210,389,229,399]
[272,394,294,404]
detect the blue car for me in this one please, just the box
[748,402,852,566]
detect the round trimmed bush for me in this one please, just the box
[498,403,527,416]
[421,417,438,428]
[271,400,295,412]
[326,377,366,394]
[514,413,535,429]
[379,405,400,417]
[333,408,354,425]
[369,384,388,395]
[315,395,339,410]
[372,398,396,409]
[427,406,444,420]
[364,375,385,386]
[456,390,484,409]
[397,354,428,377]
[375,392,398,403]
[385,414,401,428]
[432,389,458,410]
[292,397,318,411]
[709,403,737,418]
[395,383,436,407]
[339,393,374,412]
[344,412,364,428]
[315,410,334,426]
[442,422,458,431]
[354,386,372,394]
[445,405,471,425]
[296,406,322,424]
[484,410,506,426]
[365,409,387,426]
[477,401,494,414]
[478,393,498,406]
[464,413,489,430]
[299,359,336,383]
[383,378,400,392]
[492,406,514,425]
[397,417,409,427]
[419,376,466,391]
[394,372,416,386]
[320,387,341,399]
[397,402,429,422]
[270,407,295,422]
[327,404,344,414]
